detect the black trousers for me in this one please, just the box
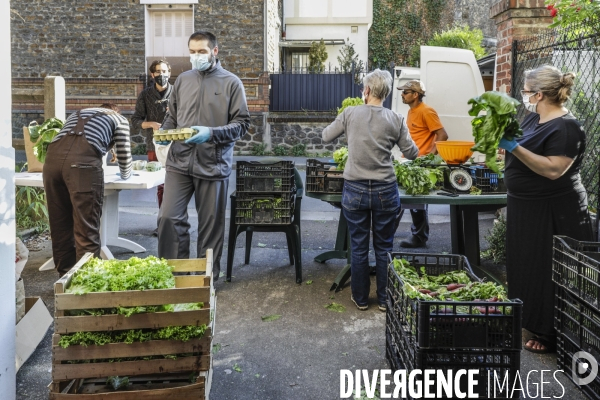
[409,208,429,242]
[43,134,104,275]
[157,171,228,278]
[506,190,593,337]
[394,207,430,242]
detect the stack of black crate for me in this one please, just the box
[235,160,296,225]
[385,252,523,399]
[553,236,600,400]
[305,159,344,194]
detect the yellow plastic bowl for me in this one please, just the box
[436,141,475,164]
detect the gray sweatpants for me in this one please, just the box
[157,171,228,279]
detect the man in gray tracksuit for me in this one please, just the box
[158,30,250,279]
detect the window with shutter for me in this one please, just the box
[150,11,194,58]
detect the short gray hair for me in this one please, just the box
[362,69,393,100]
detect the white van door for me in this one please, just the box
[420,46,485,142]
[391,67,420,119]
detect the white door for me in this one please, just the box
[391,67,421,118]
[151,11,194,58]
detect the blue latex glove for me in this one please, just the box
[499,137,519,153]
[185,126,211,145]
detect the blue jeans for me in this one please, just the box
[342,180,400,306]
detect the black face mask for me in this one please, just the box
[155,74,169,87]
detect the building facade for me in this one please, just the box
[11,0,277,150]
[281,0,373,71]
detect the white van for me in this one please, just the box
[391,46,487,160]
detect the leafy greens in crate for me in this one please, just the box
[65,256,204,316]
[391,258,510,314]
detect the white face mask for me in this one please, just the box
[190,53,212,71]
[522,93,538,113]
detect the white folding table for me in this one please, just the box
[15,166,165,270]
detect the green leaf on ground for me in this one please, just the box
[233,363,242,373]
[325,303,346,313]
[255,374,261,378]
[261,314,282,322]
[212,343,221,354]
[257,243,267,248]
[306,280,313,285]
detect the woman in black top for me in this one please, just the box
[499,65,594,353]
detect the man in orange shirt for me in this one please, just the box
[397,80,448,248]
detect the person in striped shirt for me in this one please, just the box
[43,103,132,276]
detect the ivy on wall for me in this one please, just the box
[369,0,454,67]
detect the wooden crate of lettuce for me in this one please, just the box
[49,250,215,399]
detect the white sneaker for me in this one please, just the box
[351,295,369,311]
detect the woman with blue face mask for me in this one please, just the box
[500,65,594,354]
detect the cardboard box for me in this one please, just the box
[16,297,53,371]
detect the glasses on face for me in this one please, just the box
[520,90,538,98]
[402,90,414,95]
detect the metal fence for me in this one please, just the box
[270,65,393,112]
[512,20,600,213]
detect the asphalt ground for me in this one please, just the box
[15,159,590,400]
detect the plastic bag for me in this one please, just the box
[153,138,171,167]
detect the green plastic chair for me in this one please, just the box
[226,168,303,283]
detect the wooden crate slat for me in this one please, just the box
[54,253,95,296]
[50,380,205,400]
[55,287,211,311]
[53,335,212,361]
[53,355,210,381]
[80,373,195,384]
[170,258,207,272]
[51,252,214,399]
[55,309,211,334]
[174,275,209,288]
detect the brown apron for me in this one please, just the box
[43,111,106,275]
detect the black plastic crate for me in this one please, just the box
[235,192,295,225]
[387,252,523,350]
[236,160,295,193]
[386,316,521,399]
[555,286,600,362]
[552,236,600,309]
[305,159,344,194]
[469,166,507,194]
[557,334,600,400]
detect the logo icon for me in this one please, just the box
[572,351,598,386]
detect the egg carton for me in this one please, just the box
[153,128,195,141]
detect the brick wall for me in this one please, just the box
[11,0,270,147]
[11,0,267,79]
[265,0,281,72]
[196,0,265,79]
[490,0,552,93]
[10,0,145,79]
[243,73,270,113]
